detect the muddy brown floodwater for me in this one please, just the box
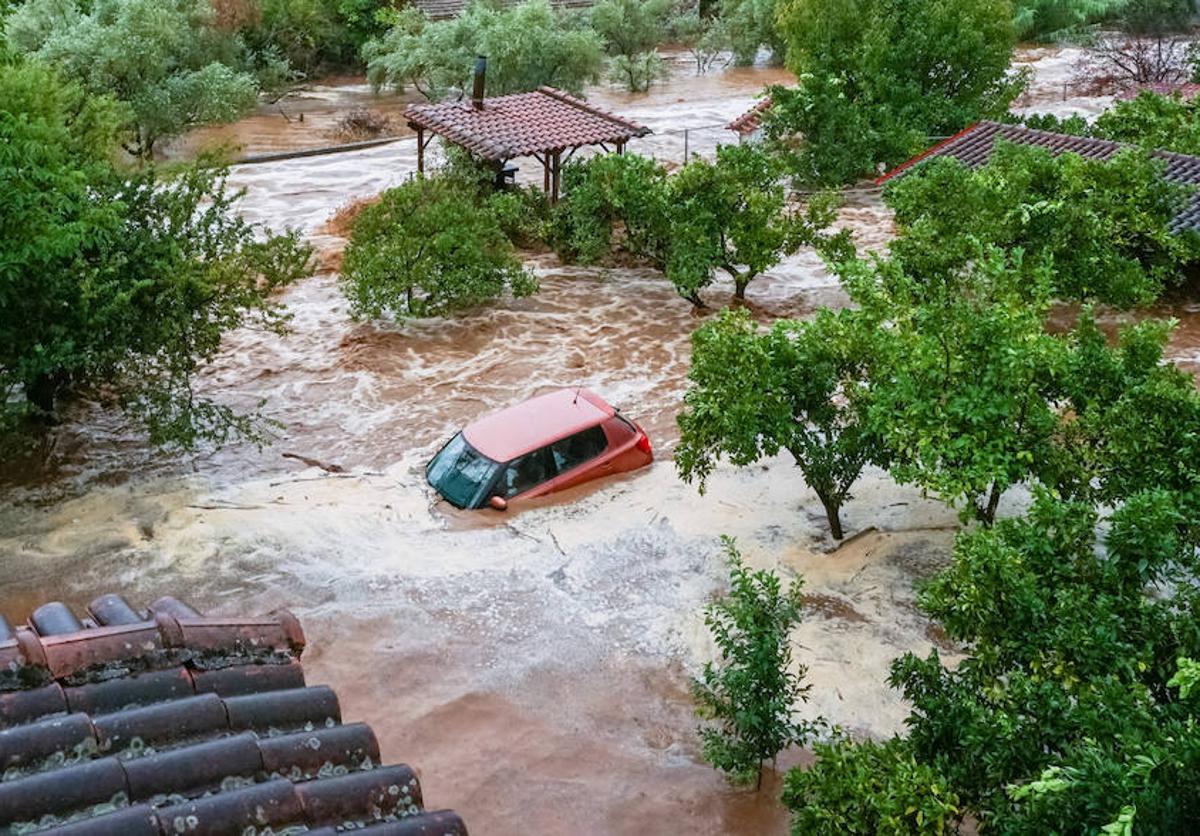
[2,46,1198,834]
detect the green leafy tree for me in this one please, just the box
[364,0,604,100]
[675,308,883,539]
[842,248,1069,525]
[340,176,538,320]
[718,0,783,65]
[1012,0,1130,41]
[665,143,850,303]
[247,0,346,77]
[884,143,1200,308]
[782,736,960,835]
[7,0,262,158]
[767,0,1023,185]
[692,536,813,788]
[1,59,312,448]
[590,0,672,91]
[1027,90,1200,155]
[667,9,729,74]
[889,490,1200,831]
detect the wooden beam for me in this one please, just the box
[416,127,425,175]
[551,151,561,204]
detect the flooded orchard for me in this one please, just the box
[3,47,1198,834]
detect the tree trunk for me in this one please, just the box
[734,278,748,300]
[819,492,845,540]
[25,372,61,420]
[977,481,1003,527]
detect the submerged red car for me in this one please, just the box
[426,388,653,510]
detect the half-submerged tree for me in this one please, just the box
[676,308,882,539]
[340,176,538,320]
[693,536,813,788]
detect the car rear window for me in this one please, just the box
[550,425,608,473]
[425,433,500,509]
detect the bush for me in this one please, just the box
[590,0,672,91]
[487,188,551,249]
[340,176,537,319]
[692,536,813,788]
[782,736,960,835]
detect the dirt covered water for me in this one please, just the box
[1,47,1195,834]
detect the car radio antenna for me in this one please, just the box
[573,386,581,404]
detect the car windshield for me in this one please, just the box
[425,433,499,509]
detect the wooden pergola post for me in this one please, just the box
[550,151,562,204]
[415,126,426,175]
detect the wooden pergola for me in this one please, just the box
[405,86,651,202]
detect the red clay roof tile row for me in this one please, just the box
[0,593,467,835]
[405,86,651,160]
[726,97,773,136]
[876,120,1200,233]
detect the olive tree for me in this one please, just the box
[340,176,538,320]
[1,59,312,449]
[590,0,672,91]
[364,0,604,101]
[6,0,262,158]
[676,308,883,540]
[693,536,814,788]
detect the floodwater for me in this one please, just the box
[2,46,1196,834]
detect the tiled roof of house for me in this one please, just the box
[0,594,467,836]
[1117,82,1200,100]
[876,120,1200,232]
[405,86,650,161]
[726,97,773,136]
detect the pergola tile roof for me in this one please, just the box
[877,120,1200,233]
[726,97,773,136]
[405,86,651,161]
[0,593,467,835]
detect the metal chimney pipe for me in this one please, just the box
[472,55,486,110]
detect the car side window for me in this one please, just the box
[550,425,608,474]
[499,447,556,498]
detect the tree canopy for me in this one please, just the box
[6,0,264,157]
[0,58,312,449]
[340,176,538,320]
[363,0,604,100]
[766,0,1024,185]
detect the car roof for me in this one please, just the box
[462,388,615,463]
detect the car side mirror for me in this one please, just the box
[488,496,508,511]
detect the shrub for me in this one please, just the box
[340,176,537,319]
[692,536,813,788]
[782,736,960,835]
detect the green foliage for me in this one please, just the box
[718,0,783,65]
[1027,90,1200,156]
[667,10,729,74]
[554,148,843,305]
[590,0,671,91]
[692,536,813,787]
[248,0,346,77]
[6,0,261,157]
[333,0,398,55]
[884,143,1200,307]
[675,307,882,539]
[782,736,960,835]
[1012,0,1129,41]
[889,490,1200,831]
[552,152,671,264]
[841,248,1071,525]
[364,1,604,100]
[486,188,552,249]
[1,59,312,448]
[340,176,537,320]
[768,0,1023,185]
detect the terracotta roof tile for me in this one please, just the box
[0,593,467,835]
[726,97,773,136]
[406,86,651,160]
[877,120,1200,233]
